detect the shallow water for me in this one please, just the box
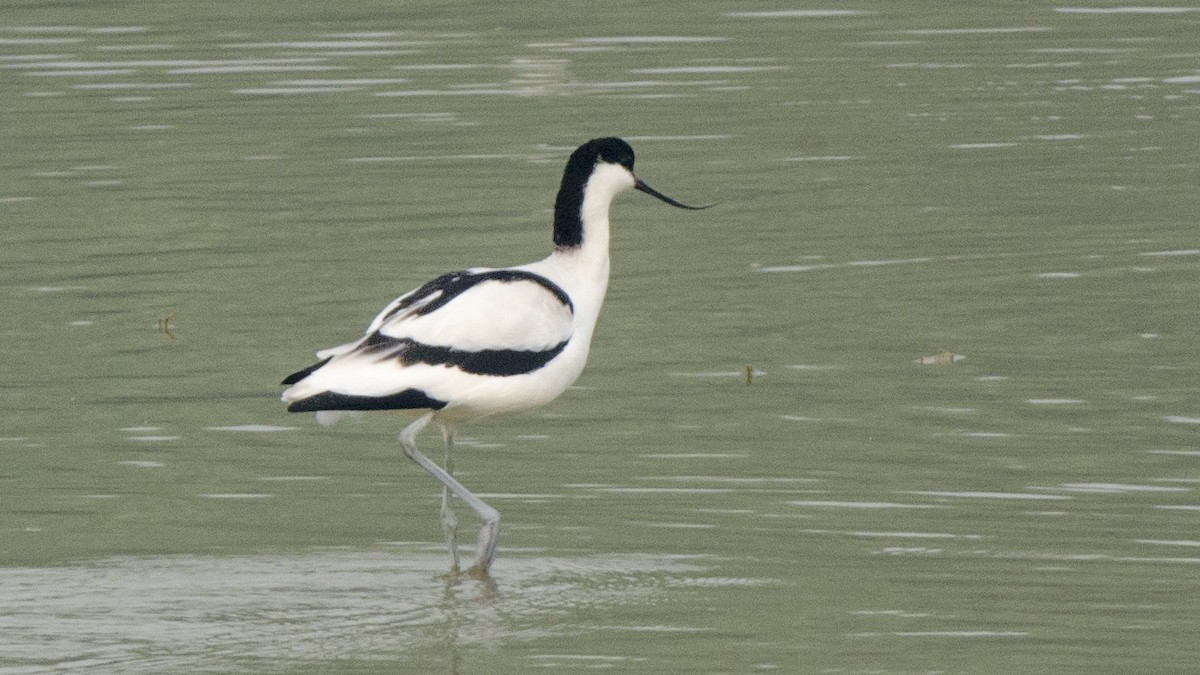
[3,2,1200,672]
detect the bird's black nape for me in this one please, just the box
[553,138,635,249]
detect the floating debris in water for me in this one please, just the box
[157,311,177,339]
[917,350,965,365]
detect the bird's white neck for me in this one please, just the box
[550,227,608,311]
[551,163,630,288]
[574,178,615,258]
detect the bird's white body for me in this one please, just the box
[281,140,704,577]
[281,162,627,425]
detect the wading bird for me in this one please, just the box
[282,137,709,576]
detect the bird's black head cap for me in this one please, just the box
[553,137,635,249]
[593,137,636,170]
[552,137,710,249]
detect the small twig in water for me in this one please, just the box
[157,311,177,340]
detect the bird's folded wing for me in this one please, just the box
[374,271,574,352]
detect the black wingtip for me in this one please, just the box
[286,389,448,413]
[281,357,332,386]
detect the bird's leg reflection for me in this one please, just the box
[441,562,499,598]
[436,566,499,675]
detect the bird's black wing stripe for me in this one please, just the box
[286,389,448,413]
[379,270,572,324]
[364,333,568,376]
[403,339,569,376]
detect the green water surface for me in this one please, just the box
[3,2,1200,672]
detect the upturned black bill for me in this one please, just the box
[634,178,714,210]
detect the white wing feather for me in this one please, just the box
[377,276,572,351]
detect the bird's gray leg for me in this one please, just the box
[399,413,501,576]
[439,423,460,574]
